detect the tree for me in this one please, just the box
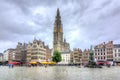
[52,50,62,63]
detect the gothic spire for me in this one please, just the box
[54,8,62,30]
[57,8,60,17]
[55,8,61,21]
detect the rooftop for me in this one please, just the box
[114,44,120,48]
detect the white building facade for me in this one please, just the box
[3,50,9,62]
[94,44,106,61]
[94,41,114,66]
[113,44,120,65]
[59,52,71,64]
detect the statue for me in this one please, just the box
[85,45,102,68]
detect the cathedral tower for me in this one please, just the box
[53,8,63,52]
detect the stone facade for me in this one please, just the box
[70,49,90,65]
[53,8,71,64]
[70,52,73,64]
[94,41,114,62]
[59,52,71,64]
[94,43,106,61]
[82,49,90,65]
[70,48,82,64]
[106,41,114,61]
[113,44,120,65]
[53,8,70,52]
[3,48,16,62]
[26,38,51,63]
[3,50,9,62]
[45,46,51,61]
[15,42,27,63]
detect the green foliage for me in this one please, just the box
[52,50,62,63]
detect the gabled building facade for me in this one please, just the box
[26,38,51,63]
[15,42,27,63]
[70,48,82,65]
[82,49,90,65]
[94,41,113,62]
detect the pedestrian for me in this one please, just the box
[8,64,10,68]
[45,65,47,68]
[11,64,14,68]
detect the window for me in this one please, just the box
[31,56,37,59]
[33,45,37,48]
[119,54,120,57]
[114,49,116,52]
[104,57,105,59]
[95,53,97,55]
[95,50,97,52]
[118,49,120,52]
[104,49,105,51]
[115,53,117,57]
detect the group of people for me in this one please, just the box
[8,64,14,68]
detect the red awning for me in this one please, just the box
[97,62,105,65]
[8,62,21,65]
[105,61,110,65]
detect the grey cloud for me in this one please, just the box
[98,6,120,20]
[110,6,120,17]
[0,0,120,52]
[101,0,112,8]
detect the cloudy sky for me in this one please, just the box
[0,0,120,52]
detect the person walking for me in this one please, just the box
[11,64,14,68]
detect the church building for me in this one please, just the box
[53,8,71,64]
[53,8,70,53]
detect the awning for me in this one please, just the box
[97,62,104,64]
[41,62,56,65]
[41,62,48,64]
[29,62,37,64]
[8,62,21,65]
[105,61,111,65]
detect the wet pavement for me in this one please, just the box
[0,66,120,80]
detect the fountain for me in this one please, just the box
[85,46,102,68]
